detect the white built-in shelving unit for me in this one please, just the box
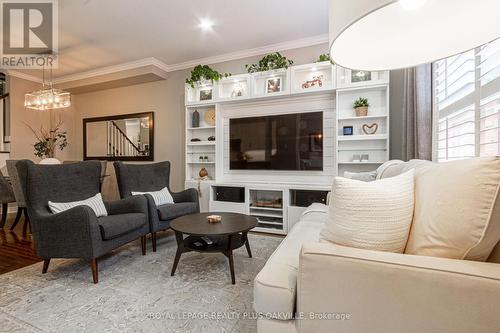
[184,61,390,234]
[335,71,390,175]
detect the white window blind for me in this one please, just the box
[434,38,500,161]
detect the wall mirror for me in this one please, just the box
[83,112,154,161]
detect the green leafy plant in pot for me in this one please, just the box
[245,52,294,73]
[316,53,335,64]
[26,118,68,164]
[353,97,370,117]
[186,65,230,88]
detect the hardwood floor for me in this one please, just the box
[0,212,40,274]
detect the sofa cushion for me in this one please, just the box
[157,202,198,221]
[98,213,146,240]
[254,215,325,317]
[405,157,500,261]
[321,170,415,253]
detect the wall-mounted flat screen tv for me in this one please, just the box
[229,112,323,171]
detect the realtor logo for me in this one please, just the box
[1,0,58,68]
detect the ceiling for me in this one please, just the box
[19,0,329,79]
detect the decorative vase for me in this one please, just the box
[39,158,61,165]
[199,167,208,178]
[355,106,368,117]
[192,110,200,128]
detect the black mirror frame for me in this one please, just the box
[83,111,154,161]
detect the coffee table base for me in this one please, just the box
[170,231,252,284]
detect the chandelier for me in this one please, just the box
[24,61,71,111]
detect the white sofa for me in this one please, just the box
[253,159,500,333]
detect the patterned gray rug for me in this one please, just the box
[0,232,282,333]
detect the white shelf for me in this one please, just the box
[338,134,387,141]
[187,141,216,146]
[338,115,388,121]
[255,220,283,226]
[187,162,215,164]
[187,126,216,130]
[250,211,283,218]
[338,161,386,165]
[249,206,283,212]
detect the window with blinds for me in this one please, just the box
[434,38,500,162]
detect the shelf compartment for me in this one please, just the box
[290,62,335,94]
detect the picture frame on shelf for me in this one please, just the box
[266,77,281,93]
[199,88,213,101]
[351,70,371,83]
[343,126,354,136]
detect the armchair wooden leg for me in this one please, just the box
[10,207,23,230]
[22,210,30,235]
[152,232,157,252]
[90,259,98,284]
[140,236,146,255]
[42,259,50,274]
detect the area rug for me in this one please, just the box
[0,233,282,333]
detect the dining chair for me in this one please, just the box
[6,160,30,233]
[0,168,16,228]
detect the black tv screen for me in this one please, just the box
[230,112,323,171]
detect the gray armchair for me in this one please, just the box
[114,161,199,252]
[16,160,150,283]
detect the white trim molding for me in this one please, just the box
[166,34,329,72]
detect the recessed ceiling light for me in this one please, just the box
[199,19,214,31]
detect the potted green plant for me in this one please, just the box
[26,118,68,164]
[245,52,294,73]
[185,65,230,88]
[353,97,370,117]
[316,53,335,64]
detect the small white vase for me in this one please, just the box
[39,158,61,165]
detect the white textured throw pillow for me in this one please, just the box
[132,187,174,206]
[48,193,108,217]
[320,169,415,253]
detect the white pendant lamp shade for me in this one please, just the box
[329,0,500,70]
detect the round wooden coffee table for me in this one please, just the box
[169,212,257,284]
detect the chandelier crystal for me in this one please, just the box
[24,88,71,110]
[24,59,71,111]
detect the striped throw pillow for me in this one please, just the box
[48,193,108,217]
[132,187,174,206]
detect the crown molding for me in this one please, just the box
[53,57,169,84]
[5,70,42,83]
[7,34,329,86]
[165,34,329,72]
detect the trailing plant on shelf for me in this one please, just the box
[245,52,294,73]
[26,118,68,159]
[186,65,230,88]
[353,97,370,117]
[316,53,335,64]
